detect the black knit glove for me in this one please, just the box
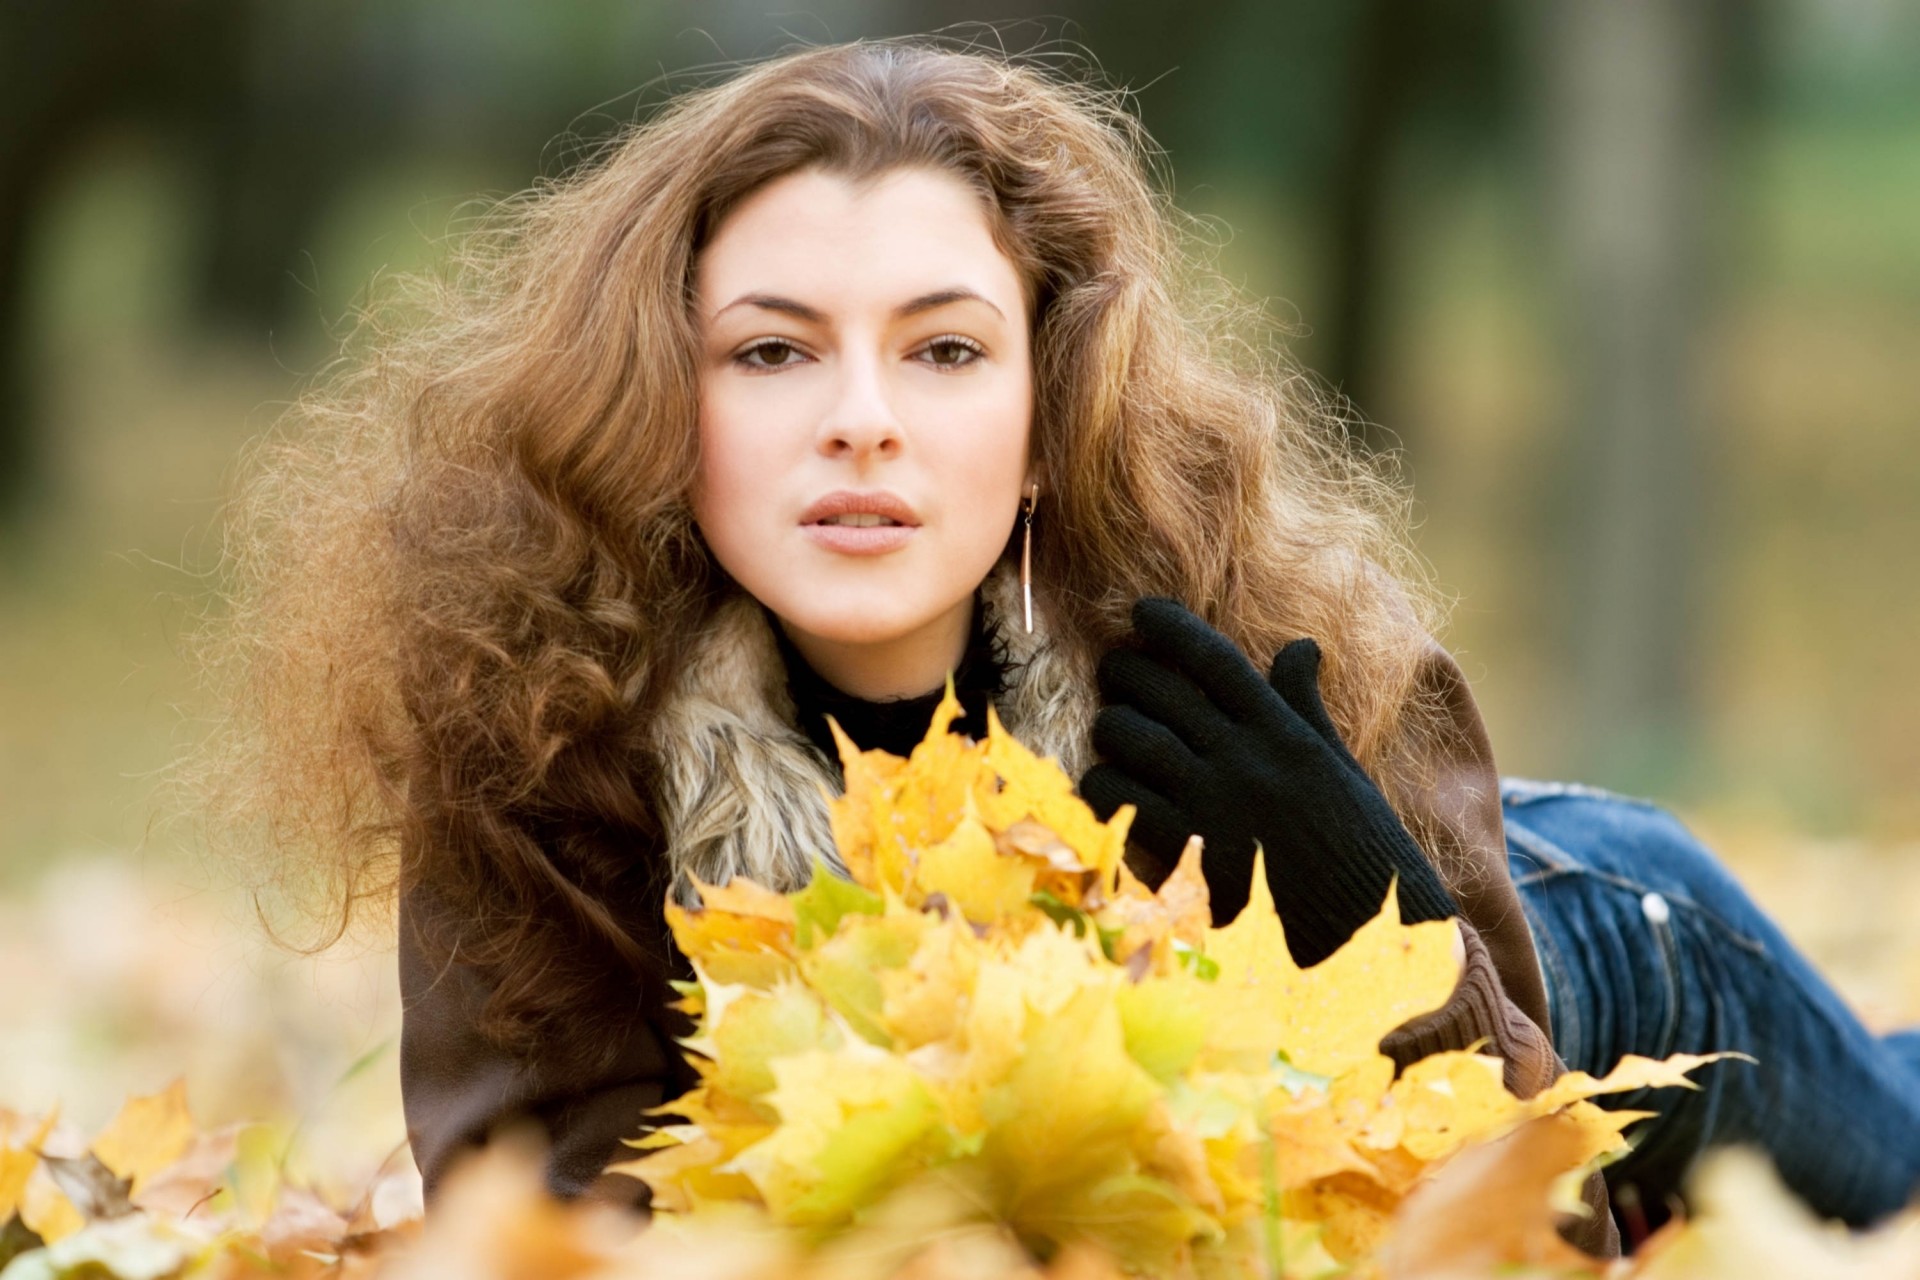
[1079,597,1457,966]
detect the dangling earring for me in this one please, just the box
[1021,482,1039,634]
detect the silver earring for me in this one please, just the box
[1021,482,1039,633]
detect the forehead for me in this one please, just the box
[694,166,1025,319]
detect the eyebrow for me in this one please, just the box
[711,287,1006,324]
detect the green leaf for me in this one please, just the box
[1027,890,1088,938]
[1116,976,1210,1084]
[798,909,928,1046]
[1173,941,1219,981]
[332,1038,394,1090]
[778,1082,943,1225]
[792,858,884,949]
[0,1215,45,1272]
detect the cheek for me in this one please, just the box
[694,373,814,502]
[918,382,1032,581]
[688,408,720,524]
[690,399,757,545]
[945,378,1034,492]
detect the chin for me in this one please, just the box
[766,580,966,649]
[778,600,940,647]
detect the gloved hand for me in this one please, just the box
[1079,597,1457,966]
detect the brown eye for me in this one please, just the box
[736,339,809,369]
[918,335,985,368]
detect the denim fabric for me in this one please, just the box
[1502,778,1920,1233]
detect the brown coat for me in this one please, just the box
[398,578,1616,1254]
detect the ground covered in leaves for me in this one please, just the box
[2,701,1918,1277]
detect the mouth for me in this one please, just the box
[798,490,922,528]
[813,512,904,528]
[799,490,921,555]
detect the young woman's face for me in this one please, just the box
[691,166,1034,693]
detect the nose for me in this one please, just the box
[815,352,904,463]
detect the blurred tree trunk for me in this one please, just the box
[1527,0,1730,791]
[0,157,32,530]
[0,2,153,525]
[191,1,377,335]
[1320,0,1422,458]
[0,0,243,530]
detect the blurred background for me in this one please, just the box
[1,0,1915,1156]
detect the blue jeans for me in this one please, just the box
[1503,778,1920,1234]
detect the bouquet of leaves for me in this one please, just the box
[617,692,1725,1278]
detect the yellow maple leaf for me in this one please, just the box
[879,911,981,1050]
[1201,859,1462,1079]
[20,1165,84,1244]
[730,1045,944,1226]
[1263,1086,1381,1189]
[0,1110,57,1224]
[705,983,843,1110]
[1289,1171,1400,1265]
[900,691,985,825]
[979,706,1131,905]
[826,718,908,893]
[1375,1052,1522,1163]
[928,945,1031,1135]
[91,1078,195,1196]
[1137,1098,1226,1217]
[666,875,799,987]
[611,1129,759,1213]
[798,902,935,1047]
[977,984,1167,1252]
[1116,972,1212,1084]
[830,691,983,898]
[914,812,1038,926]
[1097,836,1211,974]
[1530,1051,1743,1113]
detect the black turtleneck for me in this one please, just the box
[773,600,1009,765]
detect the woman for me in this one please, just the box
[202,40,1920,1252]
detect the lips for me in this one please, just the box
[799,490,921,528]
[799,490,921,555]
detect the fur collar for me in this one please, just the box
[645,561,1097,900]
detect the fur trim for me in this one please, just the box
[980,560,1098,778]
[644,593,843,901]
[646,562,1098,899]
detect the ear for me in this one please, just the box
[1024,457,1048,498]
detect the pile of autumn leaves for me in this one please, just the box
[0,1081,417,1278]
[6,695,1920,1277]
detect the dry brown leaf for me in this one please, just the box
[130,1122,244,1221]
[259,1183,352,1261]
[381,1137,639,1280]
[38,1152,134,1222]
[1376,1112,1609,1279]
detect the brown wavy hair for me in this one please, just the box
[190,38,1448,1056]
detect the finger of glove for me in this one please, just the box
[1078,763,1196,865]
[1078,761,1134,823]
[1267,637,1366,775]
[1091,703,1206,803]
[1130,597,1296,729]
[1097,647,1236,752]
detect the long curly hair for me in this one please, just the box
[190,39,1448,1057]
